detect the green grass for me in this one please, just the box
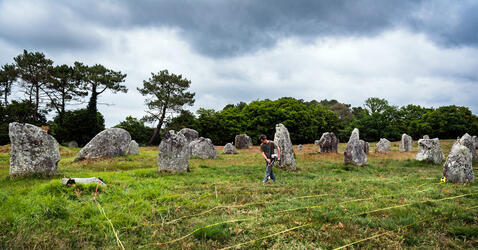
[0,141,477,249]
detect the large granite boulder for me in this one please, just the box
[190,137,219,159]
[74,128,131,162]
[235,134,252,149]
[9,123,61,177]
[344,128,368,166]
[222,143,237,154]
[274,123,296,170]
[443,142,474,183]
[158,130,190,172]
[376,138,391,153]
[127,140,139,155]
[318,132,339,153]
[400,134,413,152]
[68,141,78,148]
[459,133,477,162]
[415,138,444,164]
[360,140,370,154]
[179,128,199,144]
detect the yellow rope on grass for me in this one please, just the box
[158,218,252,245]
[96,202,125,250]
[220,192,474,250]
[333,204,478,249]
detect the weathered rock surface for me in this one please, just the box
[473,135,478,149]
[222,143,237,154]
[459,133,478,162]
[344,128,368,166]
[179,128,199,144]
[360,140,370,154]
[423,135,430,139]
[190,137,219,159]
[400,134,413,152]
[376,138,391,153]
[68,141,78,148]
[62,177,106,186]
[9,122,61,177]
[235,134,252,149]
[274,123,296,170]
[318,132,339,153]
[443,142,474,183]
[158,130,190,172]
[73,128,131,162]
[415,138,444,164]
[127,140,139,155]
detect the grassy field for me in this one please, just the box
[0,140,477,249]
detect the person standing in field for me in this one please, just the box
[259,134,280,183]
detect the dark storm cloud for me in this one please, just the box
[2,0,478,57]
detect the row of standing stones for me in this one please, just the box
[7,122,477,183]
[157,124,297,172]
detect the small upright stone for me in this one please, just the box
[127,140,139,155]
[423,135,430,139]
[344,128,368,166]
[376,138,391,153]
[415,138,444,164]
[298,144,303,151]
[235,134,252,149]
[9,122,61,177]
[443,142,474,183]
[222,143,237,154]
[179,128,199,144]
[459,133,478,162]
[274,123,296,170]
[158,130,190,172]
[400,134,413,152]
[74,128,131,162]
[189,137,219,159]
[473,135,478,149]
[314,140,320,145]
[318,132,339,153]
[68,141,78,148]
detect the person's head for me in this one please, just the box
[259,134,268,143]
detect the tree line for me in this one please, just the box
[2,50,477,146]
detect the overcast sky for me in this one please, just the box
[1,0,478,127]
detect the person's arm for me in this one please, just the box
[261,151,271,163]
[276,145,281,161]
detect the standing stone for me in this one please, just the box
[9,122,61,177]
[443,142,474,183]
[423,135,430,139]
[127,140,139,155]
[400,134,413,152]
[344,128,368,166]
[274,123,296,170]
[235,134,252,149]
[360,140,370,154]
[68,141,79,148]
[473,135,478,149]
[298,144,303,151]
[179,128,199,144]
[415,138,444,164]
[73,128,131,162]
[189,137,219,159]
[158,130,190,172]
[459,133,478,163]
[314,140,320,145]
[222,143,237,154]
[376,138,391,153]
[318,132,339,153]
